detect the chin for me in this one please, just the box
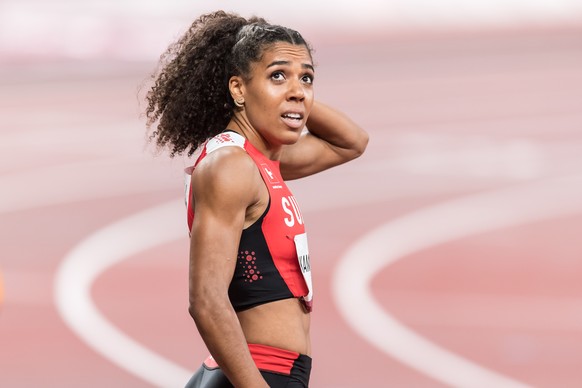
[282,130,303,145]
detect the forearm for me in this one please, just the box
[280,101,369,179]
[189,297,268,387]
[306,100,369,157]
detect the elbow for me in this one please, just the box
[189,299,216,330]
[187,287,230,323]
[359,130,370,156]
[188,300,200,321]
[188,298,214,338]
[188,291,211,322]
[351,129,369,159]
[187,286,206,321]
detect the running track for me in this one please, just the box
[1,27,582,387]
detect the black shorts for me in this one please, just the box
[184,343,312,388]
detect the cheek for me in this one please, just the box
[244,96,278,129]
[247,83,277,107]
[304,89,315,110]
[247,89,282,119]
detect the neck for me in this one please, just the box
[228,112,282,160]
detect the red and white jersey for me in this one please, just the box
[185,131,313,312]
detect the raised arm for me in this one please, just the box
[188,147,269,388]
[280,100,369,180]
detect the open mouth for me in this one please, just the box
[281,112,304,129]
[281,112,303,121]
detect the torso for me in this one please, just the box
[186,131,312,356]
[237,298,311,356]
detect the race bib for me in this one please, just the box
[293,233,313,311]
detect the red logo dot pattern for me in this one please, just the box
[238,251,263,283]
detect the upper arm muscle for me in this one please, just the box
[188,148,259,302]
[279,131,353,180]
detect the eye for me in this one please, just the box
[302,74,314,85]
[270,71,285,81]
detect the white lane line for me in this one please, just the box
[49,174,447,386]
[50,168,579,386]
[333,174,582,388]
[48,172,461,385]
[54,199,193,387]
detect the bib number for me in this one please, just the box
[293,233,313,310]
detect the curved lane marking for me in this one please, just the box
[53,166,581,387]
[333,174,582,388]
[47,137,483,386]
[54,199,193,387]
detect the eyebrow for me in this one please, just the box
[266,60,315,72]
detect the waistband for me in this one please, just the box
[203,343,312,376]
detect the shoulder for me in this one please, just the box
[204,132,246,154]
[191,145,260,207]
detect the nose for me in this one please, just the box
[287,78,305,102]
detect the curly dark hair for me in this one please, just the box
[144,10,313,157]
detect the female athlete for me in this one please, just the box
[145,11,368,387]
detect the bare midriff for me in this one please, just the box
[237,298,311,356]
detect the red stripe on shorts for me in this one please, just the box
[248,343,299,375]
[202,343,300,375]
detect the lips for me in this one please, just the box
[280,111,304,129]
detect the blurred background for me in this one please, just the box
[1,1,582,387]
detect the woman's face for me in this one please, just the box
[239,42,315,147]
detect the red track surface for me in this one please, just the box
[1,27,582,387]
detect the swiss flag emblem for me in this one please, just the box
[215,133,233,143]
[261,163,279,184]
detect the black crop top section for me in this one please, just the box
[228,199,294,311]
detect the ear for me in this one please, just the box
[228,75,245,102]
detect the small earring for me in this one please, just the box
[234,98,245,108]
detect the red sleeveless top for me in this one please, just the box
[185,132,313,312]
